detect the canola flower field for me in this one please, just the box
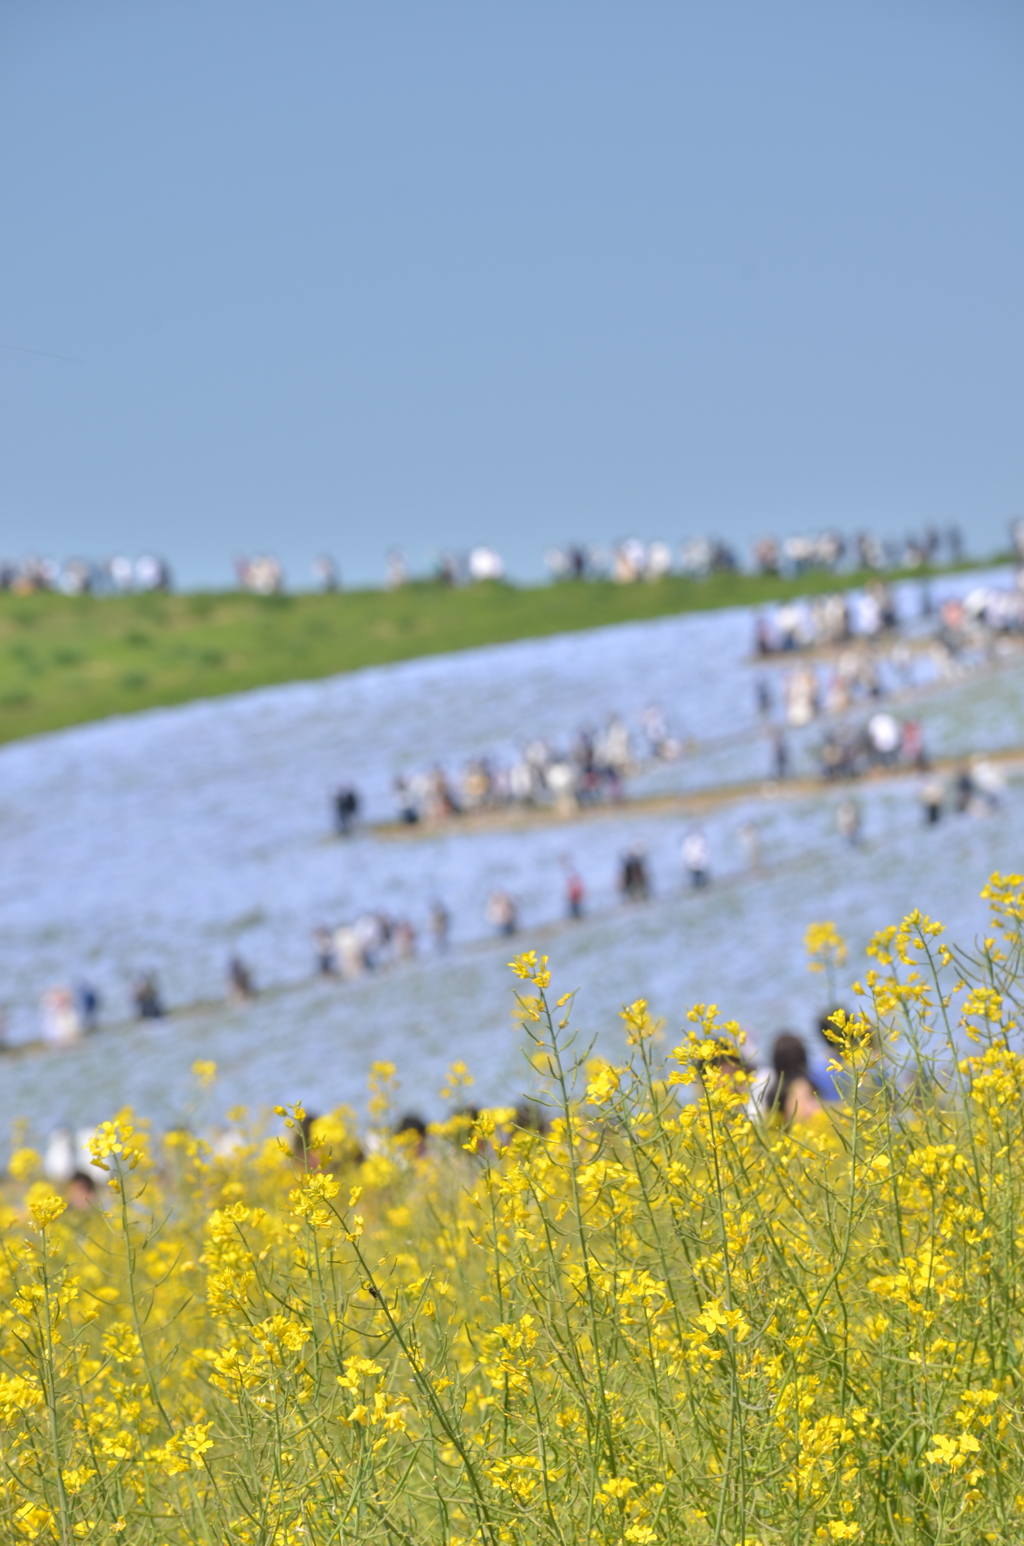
[5,876,1024,1544]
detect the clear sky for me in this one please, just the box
[1,0,1022,588]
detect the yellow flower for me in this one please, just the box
[924,1432,982,1470]
[695,1298,751,1342]
[89,1119,142,1173]
[585,1060,621,1106]
[181,1421,214,1467]
[13,1503,56,1539]
[440,1060,474,1099]
[1,931,1022,1540]
[0,1373,43,1421]
[9,1147,40,1181]
[288,1170,341,1229]
[621,998,659,1043]
[337,1357,383,1391]
[805,920,848,971]
[368,1062,398,1119]
[101,1323,142,1363]
[61,1467,96,1496]
[981,871,1024,937]
[27,1191,66,1230]
[508,951,550,988]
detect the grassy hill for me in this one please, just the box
[0,562,995,745]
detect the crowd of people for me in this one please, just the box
[19,827,716,1046]
[753,525,963,577]
[234,554,287,594]
[545,524,967,585]
[31,1010,861,1199]
[311,905,445,981]
[938,583,1024,637]
[753,582,899,655]
[817,713,926,780]
[754,575,1024,661]
[0,522,987,602]
[17,982,957,1240]
[38,983,100,1046]
[18,740,1010,1054]
[755,656,890,733]
[336,522,970,591]
[344,653,952,817]
[754,648,926,772]
[546,538,737,583]
[0,553,172,595]
[11,542,1018,1056]
[917,758,1006,825]
[27,956,259,1050]
[17,979,983,1223]
[236,547,507,594]
[748,575,1024,779]
[701,1008,870,1127]
[311,835,715,975]
[389,707,681,826]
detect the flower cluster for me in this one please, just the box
[2,878,1024,1543]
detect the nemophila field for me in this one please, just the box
[0,565,1018,1125]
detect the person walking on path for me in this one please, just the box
[486,890,518,937]
[682,828,710,889]
[430,900,450,952]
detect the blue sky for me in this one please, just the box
[1,0,1022,587]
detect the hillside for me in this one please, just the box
[0,562,989,744]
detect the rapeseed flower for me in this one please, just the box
[2,876,1024,1542]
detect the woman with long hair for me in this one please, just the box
[763,1032,823,1125]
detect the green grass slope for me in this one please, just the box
[0,562,994,745]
